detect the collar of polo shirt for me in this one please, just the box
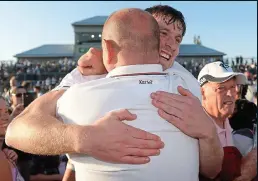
[106,64,164,78]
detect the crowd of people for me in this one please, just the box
[0,4,257,181]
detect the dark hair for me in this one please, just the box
[17,86,24,89]
[240,84,248,99]
[145,5,186,36]
[34,86,41,91]
[229,99,257,131]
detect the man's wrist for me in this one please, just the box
[72,124,94,155]
[200,122,217,141]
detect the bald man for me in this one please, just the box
[57,8,199,181]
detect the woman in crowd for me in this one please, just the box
[0,96,19,181]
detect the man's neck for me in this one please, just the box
[211,116,226,129]
[203,107,227,129]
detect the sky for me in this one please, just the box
[0,1,257,61]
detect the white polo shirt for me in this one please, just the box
[53,62,201,101]
[57,64,199,181]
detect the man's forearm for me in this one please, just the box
[233,148,257,181]
[6,110,84,155]
[5,90,90,155]
[199,128,223,179]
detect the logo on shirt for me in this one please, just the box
[139,80,153,84]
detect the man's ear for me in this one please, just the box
[201,87,206,100]
[103,39,116,64]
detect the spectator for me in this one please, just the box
[198,61,257,181]
[45,77,51,88]
[2,88,32,181]
[51,77,57,87]
[9,76,16,88]
[33,86,43,98]
[229,99,257,131]
[9,86,26,113]
[21,81,32,93]
[0,96,21,181]
[235,84,248,100]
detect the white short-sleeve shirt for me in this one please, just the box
[53,62,201,101]
[57,64,199,181]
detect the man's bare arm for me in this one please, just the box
[233,148,257,181]
[5,90,80,155]
[6,90,164,164]
[151,87,223,178]
[198,128,223,178]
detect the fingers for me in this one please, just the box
[177,86,194,97]
[2,149,18,161]
[127,125,161,141]
[128,136,164,149]
[8,151,18,161]
[77,47,102,67]
[78,54,90,67]
[110,109,137,121]
[157,109,184,131]
[151,91,189,104]
[120,156,150,164]
[125,148,160,157]
[151,99,183,119]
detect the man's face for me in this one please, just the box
[153,15,183,70]
[12,88,26,106]
[202,78,237,119]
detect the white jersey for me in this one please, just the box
[57,64,199,181]
[54,62,201,101]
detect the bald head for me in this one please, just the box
[102,8,160,71]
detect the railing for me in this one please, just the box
[15,72,69,81]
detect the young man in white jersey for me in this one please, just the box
[6,5,223,180]
[57,8,200,181]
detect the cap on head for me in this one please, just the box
[198,61,247,87]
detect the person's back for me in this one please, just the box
[57,65,199,181]
[57,8,199,181]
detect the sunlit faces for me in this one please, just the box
[11,87,26,106]
[203,78,237,119]
[153,15,183,70]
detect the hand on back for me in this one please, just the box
[75,109,164,164]
[151,86,216,139]
[77,47,107,76]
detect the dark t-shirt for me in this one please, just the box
[30,155,60,175]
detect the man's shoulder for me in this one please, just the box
[166,62,201,101]
[66,77,109,93]
[167,62,196,79]
[53,68,107,91]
